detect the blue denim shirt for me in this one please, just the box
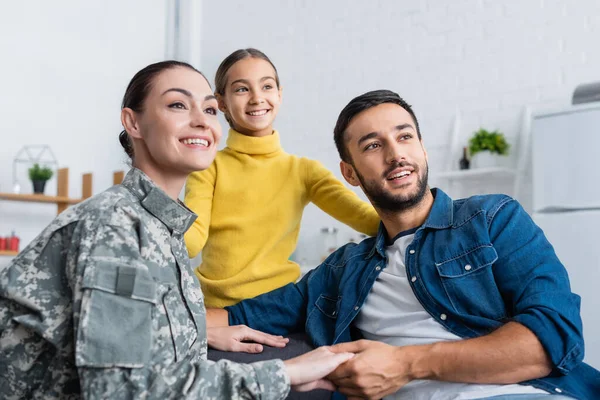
[227,189,600,399]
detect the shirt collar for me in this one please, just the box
[226,128,282,155]
[421,188,454,230]
[121,168,196,234]
[369,188,454,258]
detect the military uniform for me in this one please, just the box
[0,168,290,399]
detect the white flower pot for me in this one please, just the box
[471,152,499,169]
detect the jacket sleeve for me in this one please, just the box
[303,159,380,236]
[488,197,584,375]
[79,357,289,400]
[0,225,79,398]
[226,272,312,336]
[74,219,290,400]
[184,164,217,258]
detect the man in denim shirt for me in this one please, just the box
[209,90,600,399]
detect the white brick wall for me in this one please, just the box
[195,0,599,262]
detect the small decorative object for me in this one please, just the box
[28,163,54,194]
[459,146,470,170]
[0,232,19,252]
[320,227,339,262]
[468,128,510,169]
[9,232,20,252]
[12,145,58,194]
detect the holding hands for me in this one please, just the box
[209,325,411,396]
[284,346,355,392]
[207,325,357,393]
[328,339,413,400]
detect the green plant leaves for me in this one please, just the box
[28,163,54,181]
[468,128,510,156]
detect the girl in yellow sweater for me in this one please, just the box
[184,48,380,308]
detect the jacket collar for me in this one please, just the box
[369,188,454,258]
[121,168,196,234]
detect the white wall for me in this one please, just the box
[2,1,598,265]
[0,0,168,265]
[197,0,599,263]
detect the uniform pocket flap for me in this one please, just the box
[82,260,157,304]
[435,245,498,278]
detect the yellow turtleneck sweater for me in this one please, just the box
[184,129,380,308]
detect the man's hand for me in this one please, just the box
[327,322,552,399]
[328,340,411,400]
[207,325,289,353]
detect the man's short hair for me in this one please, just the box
[333,90,421,163]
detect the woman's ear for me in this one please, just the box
[121,108,142,139]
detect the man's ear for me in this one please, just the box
[421,139,428,162]
[216,93,227,113]
[121,108,142,139]
[340,160,360,187]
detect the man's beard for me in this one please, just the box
[354,160,429,213]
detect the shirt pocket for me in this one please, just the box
[307,294,340,345]
[162,287,197,361]
[315,294,341,319]
[77,261,157,368]
[435,245,507,320]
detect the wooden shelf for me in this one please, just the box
[0,169,123,215]
[433,167,516,180]
[0,250,18,257]
[0,193,82,205]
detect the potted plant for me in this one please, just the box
[28,163,54,194]
[468,128,510,168]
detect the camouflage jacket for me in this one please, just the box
[0,168,290,400]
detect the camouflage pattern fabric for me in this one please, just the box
[0,168,290,400]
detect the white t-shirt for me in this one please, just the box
[353,231,548,400]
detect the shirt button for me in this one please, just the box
[354,306,359,311]
[440,313,447,320]
[554,388,562,393]
[464,264,472,271]
[375,265,381,271]
[409,249,415,254]
[411,276,417,282]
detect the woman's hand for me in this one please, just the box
[207,325,289,353]
[284,346,354,392]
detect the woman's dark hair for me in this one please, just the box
[214,48,280,126]
[119,60,206,160]
[333,90,421,163]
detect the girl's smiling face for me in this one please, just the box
[218,57,282,137]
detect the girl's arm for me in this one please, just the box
[184,164,217,258]
[304,159,380,236]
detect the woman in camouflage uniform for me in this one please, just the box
[0,61,353,399]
